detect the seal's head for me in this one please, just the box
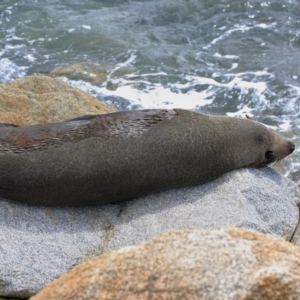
[242,120,295,168]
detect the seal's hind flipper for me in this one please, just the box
[0,123,19,128]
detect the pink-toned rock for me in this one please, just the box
[0,75,115,126]
[30,228,300,300]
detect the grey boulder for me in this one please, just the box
[0,167,299,298]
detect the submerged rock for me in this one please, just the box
[50,62,108,85]
[30,227,300,300]
[0,168,298,298]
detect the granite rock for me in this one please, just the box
[0,168,298,298]
[0,75,115,126]
[30,228,300,300]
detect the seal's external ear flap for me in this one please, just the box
[246,115,252,120]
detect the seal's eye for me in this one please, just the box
[265,150,273,160]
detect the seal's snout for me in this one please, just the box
[288,141,295,153]
[280,140,295,158]
[270,138,295,162]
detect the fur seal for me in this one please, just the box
[0,109,295,206]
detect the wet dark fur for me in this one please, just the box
[0,109,295,206]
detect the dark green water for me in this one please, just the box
[0,0,299,181]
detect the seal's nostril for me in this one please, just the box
[289,142,295,153]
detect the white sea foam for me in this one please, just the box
[226,105,253,117]
[62,68,278,112]
[279,119,292,131]
[82,25,91,30]
[213,52,239,59]
[203,23,275,49]
[63,77,213,110]
[184,73,270,105]
[228,63,238,71]
[0,58,26,82]
[25,54,36,62]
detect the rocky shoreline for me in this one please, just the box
[0,76,299,299]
